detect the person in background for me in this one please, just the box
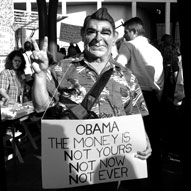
[115,17,164,100]
[158,35,183,159]
[158,34,179,107]
[60,47,66,59]
[115,17,164,190]
[23,40,34,78]
[0,50,27,105]
[23,40,34,100]
[66,42,81,59]
[57,44,65,62]
[173,46,184,106]
[31,8,152,191]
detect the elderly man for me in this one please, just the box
[31,8,152,191]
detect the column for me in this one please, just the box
[165,1,171,34]
[132,1,136,17]
[61,0,66,15]
[97,0,102,10]
[26,0,31,12]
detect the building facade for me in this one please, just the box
[12,0,179,40]
[0,0,179,73]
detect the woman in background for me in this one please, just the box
[0,50,27,105]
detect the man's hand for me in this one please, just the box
[31,36,49,74]
[134,132,152,160]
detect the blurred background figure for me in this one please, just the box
[173,46,184,106]
[66,43,81,59]
[23,40,34,78]
[60,47,66,59]
[57,44,65,62]
[0,50,29,105]
[158,35,184,159]
[23,40,35,99]
[158,34,179,107]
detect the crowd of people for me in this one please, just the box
[0,7,185,191]
[0,40,82,107]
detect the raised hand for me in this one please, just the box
[31,36,49,74]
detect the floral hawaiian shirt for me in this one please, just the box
[46,54,148,118]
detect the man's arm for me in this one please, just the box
[115,54,128,67]
[32,72,50,112]
[31,37,50,112]
[115,42,129,67]
[135,131,152,160]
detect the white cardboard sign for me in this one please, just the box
[59,23,82,43]
[41,114,147,189]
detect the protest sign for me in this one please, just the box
[41,114,147,189]
[59,23,82,43]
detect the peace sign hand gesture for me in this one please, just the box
[31,36,49,74]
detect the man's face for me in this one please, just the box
[82,19,116,60]
[123,27,135,41]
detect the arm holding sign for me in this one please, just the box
[30,8,151,162]
[135,131,152,160]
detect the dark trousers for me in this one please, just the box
[142,91,162,190]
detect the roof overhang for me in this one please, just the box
[13,9,67,31]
